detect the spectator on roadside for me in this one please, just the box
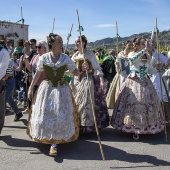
[29,39,37,59]
[5,59,23,121]
[5,39,13,57]
[101,49,116,95]
[0,40,10,133]
[14,39,24,59]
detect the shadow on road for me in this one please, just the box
[3,125,27,130]
[0,134,170,168]
[79,125,170,145]
[52,138,170,167]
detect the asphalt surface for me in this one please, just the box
[0,107,170,170]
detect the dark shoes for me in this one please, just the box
[14,112,23,121]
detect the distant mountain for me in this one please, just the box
[68,30,170,50]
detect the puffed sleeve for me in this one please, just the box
[36,55,44,71]
[71,51,79,62]
[150,50,157,66]
[115,52,123,72]
[128,50,146,64]
[86,50,103,76]
[65,55,77,73]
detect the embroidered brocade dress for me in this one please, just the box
[110,50,164,134]
[70,50,110,133]
[106,51,130,109]
[27,53,79,144]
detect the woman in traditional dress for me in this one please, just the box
[69,35,110,133]
[27,33,88,156]
[106,41,131,109]
[149,41,170,122]
[110,38,164,140]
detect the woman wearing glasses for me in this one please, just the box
[24,40,48,92]
[110,38,164,140]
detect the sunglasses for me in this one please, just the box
[75,40,81,43]
[36,46,42,49]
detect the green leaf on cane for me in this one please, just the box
[67,33,71,40]
[77,26,84,32]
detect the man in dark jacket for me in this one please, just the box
[101,49,116,95]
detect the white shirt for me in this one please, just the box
[0,48,10,80]
[168,51,170,58]
[151,50,168,66]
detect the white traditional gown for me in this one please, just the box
[27,52,79,144]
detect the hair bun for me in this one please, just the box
[133,38,138,43]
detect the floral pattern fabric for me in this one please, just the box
[110,76,164,134]
[70,50,109,133]
[110,50,164,134]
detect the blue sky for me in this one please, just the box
[1,0,170,44]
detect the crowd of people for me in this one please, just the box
[0,33,170,156]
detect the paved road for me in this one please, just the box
[0,108,170,170]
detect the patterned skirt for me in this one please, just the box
[110,76,164,134]
[27,80,79,144]
[106,70,128,109]
[70,73,110,133]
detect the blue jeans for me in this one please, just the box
[5,77,19,114]
[18,88,26,102]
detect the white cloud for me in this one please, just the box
[94,24,115,28]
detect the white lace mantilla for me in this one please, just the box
[116,51,129,85]
[37,52,76,73]
[72,50,103,76]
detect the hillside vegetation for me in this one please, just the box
[68,30,170,51]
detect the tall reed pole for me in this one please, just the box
[76,9,105,160]
[65,24,73,51]
[155,17,168,142]
[116,21,121,90]
[52,18,55,33]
